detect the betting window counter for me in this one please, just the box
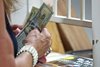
[45,52,93,67]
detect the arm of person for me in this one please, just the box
[0,0,32,67]
[0,1,51,67]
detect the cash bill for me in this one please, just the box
[24,7,39,27]
[16,3,53,51]
[16,7,38,51]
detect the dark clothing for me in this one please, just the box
[5,15,18,57]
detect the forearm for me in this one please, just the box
[0,34,16,67]
[0,41,33,67]
[0,34,33,67]
[15,52,33,67]
[0,49,33,67]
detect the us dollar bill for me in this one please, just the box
[24,7,39,27]
[16,7,38,51]
[16,3,53,51]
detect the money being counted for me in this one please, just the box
[16,3,53,51]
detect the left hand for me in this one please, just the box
[11,24,23,35]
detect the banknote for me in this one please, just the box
[16,3,53,51]
[23,7,39,29]
[29,3,53,31]
[16,7,39,50]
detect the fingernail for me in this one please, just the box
[16,28,21,32]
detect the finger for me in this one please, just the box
[38,55,46,63]
[13,28,21,35]
[18,25,23,30]
[11,24,23,30]
[13,30,19,35]
[41,28,51,38]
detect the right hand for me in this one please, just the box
[24,28,51,58]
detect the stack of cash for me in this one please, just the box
[16,3,53,51]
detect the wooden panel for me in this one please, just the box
[57,24,92,51]
[46,22,65,54]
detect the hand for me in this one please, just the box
[24,28,51,58]
[38,55,46,64]
[11,24,23,35]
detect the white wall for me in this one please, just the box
[11,0,28,25]
[11,0,42,25]
[28,0,43,12]
[92,0,100,67]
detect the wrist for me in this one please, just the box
[17,45,38,66]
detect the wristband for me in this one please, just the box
[17,45,38,66]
